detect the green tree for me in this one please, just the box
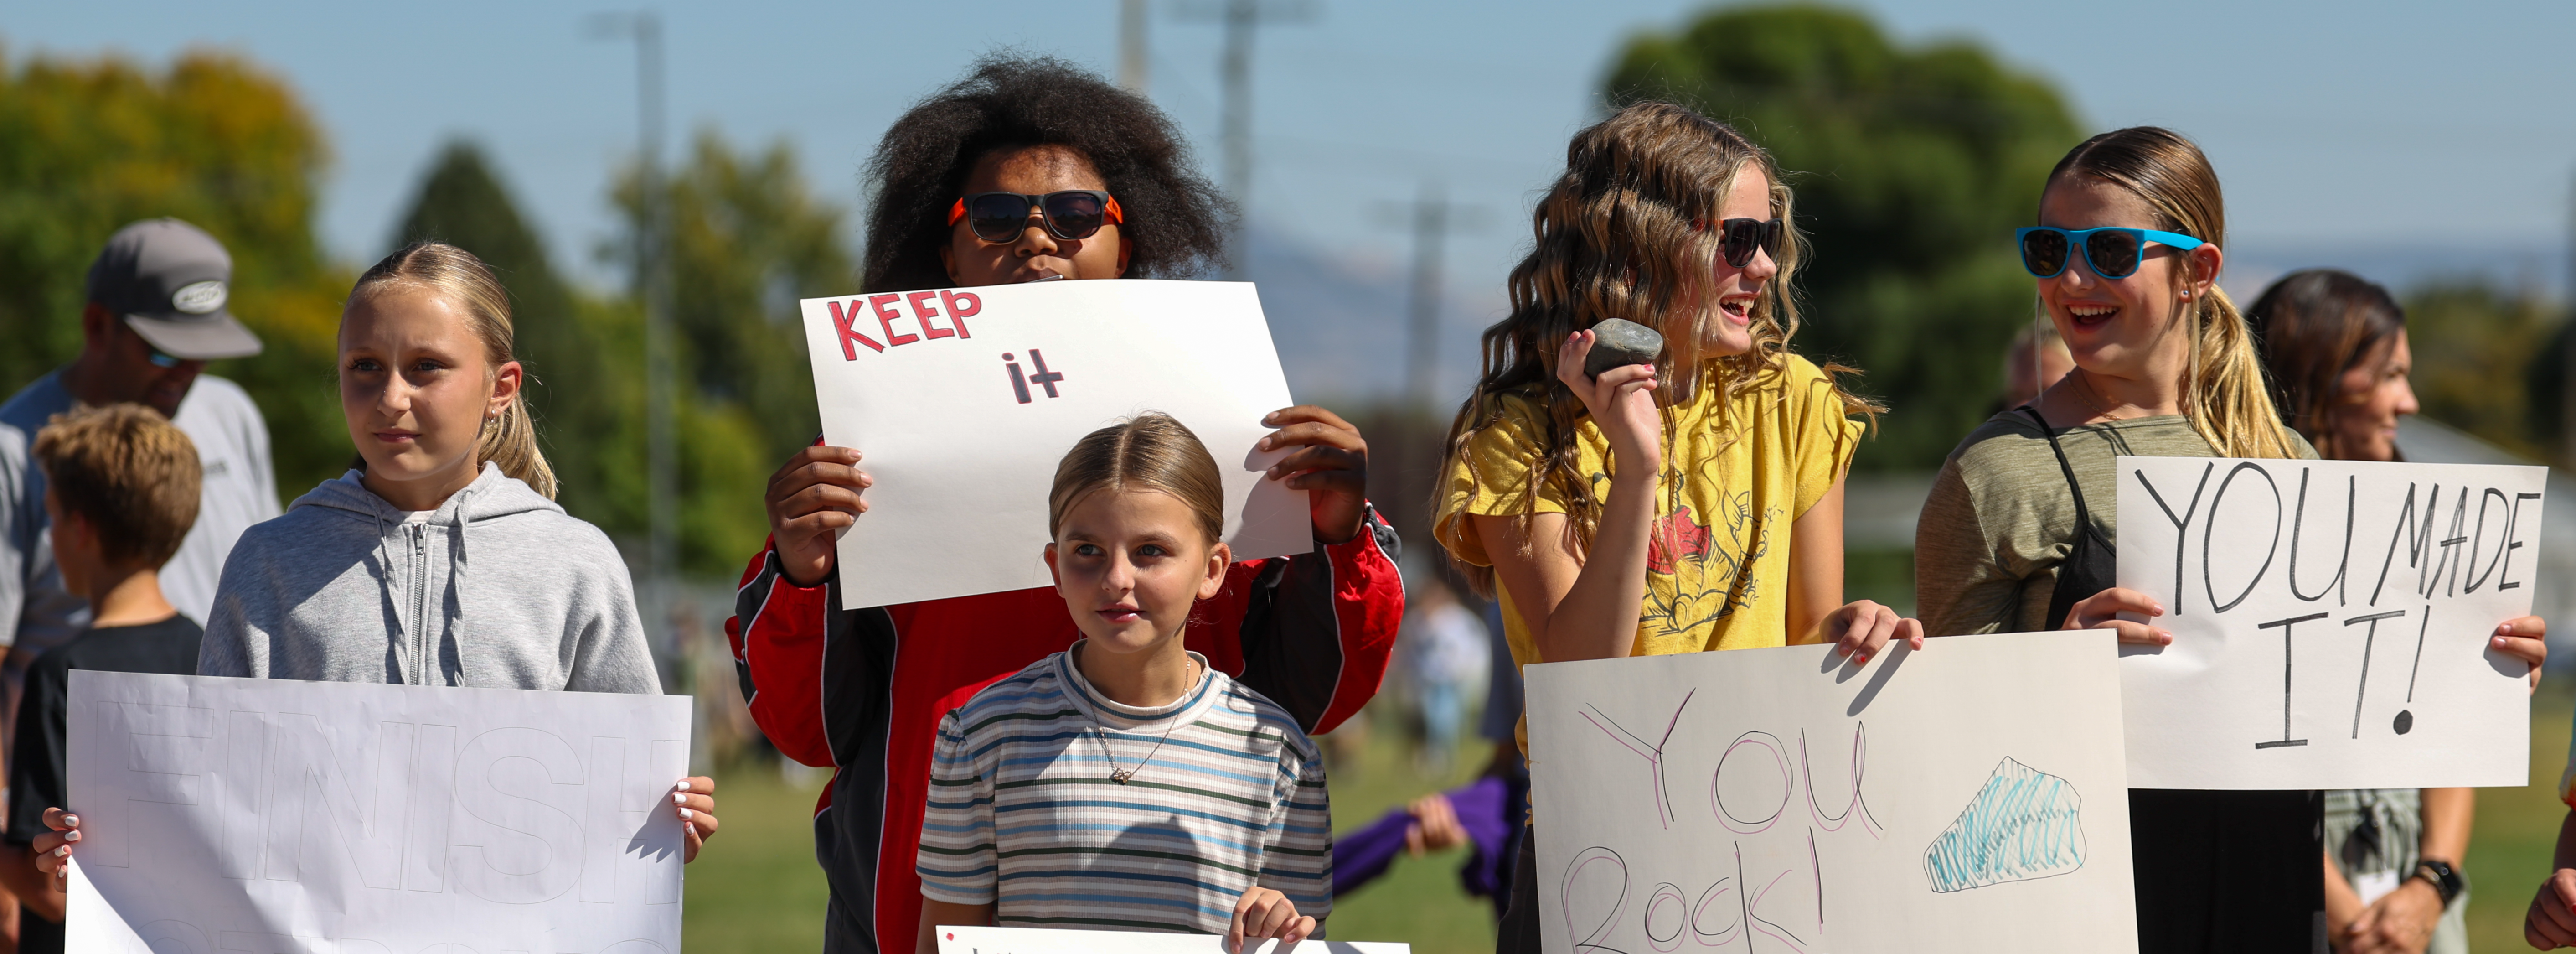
[0,46,351,492]
[602,131,857,573]
[1606,3,2082,468]
[2403,279,2573,468]
[386,141,647,538]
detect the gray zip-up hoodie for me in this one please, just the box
[199,462,661,694]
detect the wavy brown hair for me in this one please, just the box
[1440,102,1877,594]
[2044,127,2298,459]
[2245,268,2406,460]
[861,54,1232,291]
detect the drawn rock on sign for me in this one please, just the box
[1921,757,2085,892]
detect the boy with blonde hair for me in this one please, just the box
[0,404,205,954]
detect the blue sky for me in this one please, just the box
[5,0,2570,326]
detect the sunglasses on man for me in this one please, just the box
[2015,226,2204,280]
[948,191,1125,244]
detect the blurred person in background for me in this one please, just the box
[1997,316,2075,412]
[0,218,270,950]
[2248,269,2465,954]
[0,405,206,954]
[1329,592,1530,916]
[1399,576,1488,774]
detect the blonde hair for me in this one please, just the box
[1048,413,1226,546]
[2044,127,2298,460]
[347,241,558,498]
[32,404,201,569]
[1442,101,1877,594]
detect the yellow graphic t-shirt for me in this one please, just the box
[1434,354,1861,748]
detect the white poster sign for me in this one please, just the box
[65,672,691,954]
[2114,456,2544,789]
[799,280,1310,610]
[935,925,1407,953]
[1523,632,2136,954]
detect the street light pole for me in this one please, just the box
[1119,0,1149,93]
[1180,0,1314,281]
[593,11,676,596]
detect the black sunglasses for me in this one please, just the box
[948,191,1125,243]
[1710,217,1783,268]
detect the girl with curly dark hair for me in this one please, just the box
[723,54,1404,954]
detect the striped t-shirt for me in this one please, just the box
[916,644,1332,934]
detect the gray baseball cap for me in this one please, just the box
[86,218,263,360]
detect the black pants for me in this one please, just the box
[1496,793,2324,954]
[1496,825,1540,954]
[2131,789,2326,954]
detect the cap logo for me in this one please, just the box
[171,280,228,315]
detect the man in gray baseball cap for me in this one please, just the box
[0,217,282,716]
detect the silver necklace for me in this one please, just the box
[1089,659,1197,784]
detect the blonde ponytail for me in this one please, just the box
[351,241,560,498]
[2183,283,2298,459]
[2047,126,2299,460]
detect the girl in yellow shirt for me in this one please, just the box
[1431,101,1919,953]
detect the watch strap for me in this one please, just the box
[2413,859,2463,907]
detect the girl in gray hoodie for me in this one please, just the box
[32,243,718,885]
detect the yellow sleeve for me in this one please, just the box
[1433,395,1575,568]
[1780,356,1864,518]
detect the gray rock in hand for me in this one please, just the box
[1582,318,1665,379]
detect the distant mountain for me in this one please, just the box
[1243,228,1501,409]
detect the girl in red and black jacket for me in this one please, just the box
[725,54,1403,954]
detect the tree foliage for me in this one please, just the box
[391,134,855,575]
[2403,280,2573,469]
[0,46,351,489]
[1605,3,2082,468]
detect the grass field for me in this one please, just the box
[681,685,2576,954]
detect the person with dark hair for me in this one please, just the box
[2249,269,2416,463]
[726,54,1403,954]
[2249,270,2470,954]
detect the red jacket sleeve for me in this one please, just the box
[1192,503,1404,735]
[725,541,839,768]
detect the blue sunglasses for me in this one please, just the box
[2016,226,2204,280]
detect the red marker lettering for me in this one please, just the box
[909,291,954,339]
[828,300,884,358]
[870,294,919,346]
[939,290,981,337]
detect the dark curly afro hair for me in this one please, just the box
[861,53,1234,292]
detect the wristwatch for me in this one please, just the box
[2413,859,2464,908]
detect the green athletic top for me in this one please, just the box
[1913,411,2316,637]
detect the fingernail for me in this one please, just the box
[63,831,77,843]
[673,792,687,806]
[61,816,75,827]
[680,807,693,820]
[53,847,66,857]
[676,779,691,792]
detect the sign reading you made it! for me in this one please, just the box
[798,280,1311,609]
[2115,456,2545,789]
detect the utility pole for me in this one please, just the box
[592,11,676,598]
[1180,0,1315,280]
[1119,0,1149,93]
[1379,182,1485,411]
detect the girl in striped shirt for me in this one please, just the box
[915,414,1330,953]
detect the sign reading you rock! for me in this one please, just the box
[2115,456,2545,789]
[1523,632,2137,954]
